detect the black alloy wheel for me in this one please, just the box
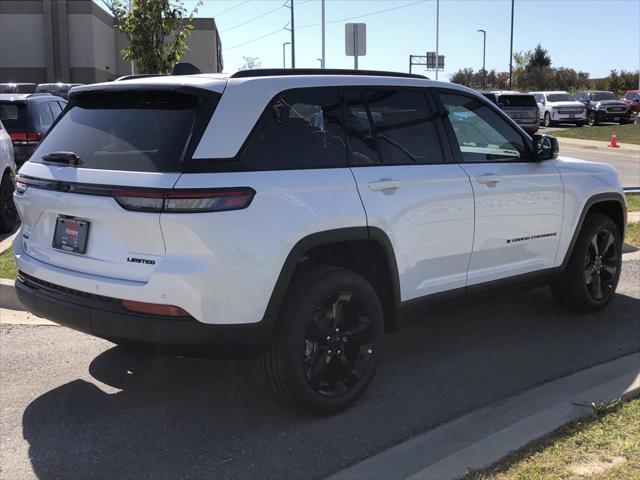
[551,213,622,312]
[260,266,384,415]
[583,229,619,302]
[303,292,374,397]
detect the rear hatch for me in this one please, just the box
[15,86,220,282]
[498,94,538,123]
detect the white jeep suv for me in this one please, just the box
[531,91,587,127]
[13,69,627,414]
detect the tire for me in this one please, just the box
[551,213,622,312]
[619,119,629,125]
[543,112,553,127]
[0,171,18,234]
[588,111,598,126]
[259,265,384,415]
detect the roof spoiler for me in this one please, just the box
[172,63,202,76]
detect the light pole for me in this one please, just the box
[477,29,486,90]
[282,42,291,68]
[435,0,439,80]
[509,0,514,90]
[290,0,295,68]
[321,0,325,68]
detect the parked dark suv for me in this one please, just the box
[0,93,67,166]
[575,91,630,126]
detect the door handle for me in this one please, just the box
[367,180,402,192]
[475,174,501,185]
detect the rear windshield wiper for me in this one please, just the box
[42,151,83,166]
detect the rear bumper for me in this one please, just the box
[15,274,274,357]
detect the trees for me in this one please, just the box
[607,70,640,95]
[239,56,262,71]
[103,0,201,74]
[526,44,552,71]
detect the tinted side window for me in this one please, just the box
[342,89,381,165]
[35,102,54,132]
[241,87,347,170]
[362,90,443,165]
[437,91,528,163]
[48,101,62,119]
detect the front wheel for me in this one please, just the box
[551,213,622,312]
[259,266,384,415]
[543,112,553,127]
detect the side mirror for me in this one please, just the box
[533,134,559,161]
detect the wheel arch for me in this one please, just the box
[264,227,401,332]
[560,192,627,269]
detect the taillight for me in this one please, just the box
[9,132,42,145]
[121,299,190,317]
[113,187,256,213]
[15,177,28,195]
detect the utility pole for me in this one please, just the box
[477,29,486,90]
[290,0,295,68]
[321,0,325,68]
[509,0,514,90]
[435,0,439,80]
[128,0,135,74]
[283,42,291,68]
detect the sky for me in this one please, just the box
[178,0,639,80]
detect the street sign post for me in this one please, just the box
[345,23,366,70]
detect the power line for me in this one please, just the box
[297,0,427,29]
[225,27,286,50]
[212,0,251,17]
[221,2,287,33]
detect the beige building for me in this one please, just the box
[0,0,223,84]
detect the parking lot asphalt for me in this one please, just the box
[1,254,639,480]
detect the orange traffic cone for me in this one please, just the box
[608,134,620,148]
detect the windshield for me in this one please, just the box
[498,95,537,108]
[591,92,618,101]
[29,90,214,172]
[547,94,574,102]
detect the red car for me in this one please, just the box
[621,90,640,118]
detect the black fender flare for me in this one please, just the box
[263,226,401,322]
[559,191,626,270]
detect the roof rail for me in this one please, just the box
[230,68,428,80]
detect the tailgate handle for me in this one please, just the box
[368,180,402,191]
[42,151,83,167]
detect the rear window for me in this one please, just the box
[0,102,27,132]
[29,90,210,172]
[498,95,537,108]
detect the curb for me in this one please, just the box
[0,278,22,311]
[557,137,639,156]
[330,353,640,480]
[0,231,16,255]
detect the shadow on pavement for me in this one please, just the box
[22,287,640,480]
